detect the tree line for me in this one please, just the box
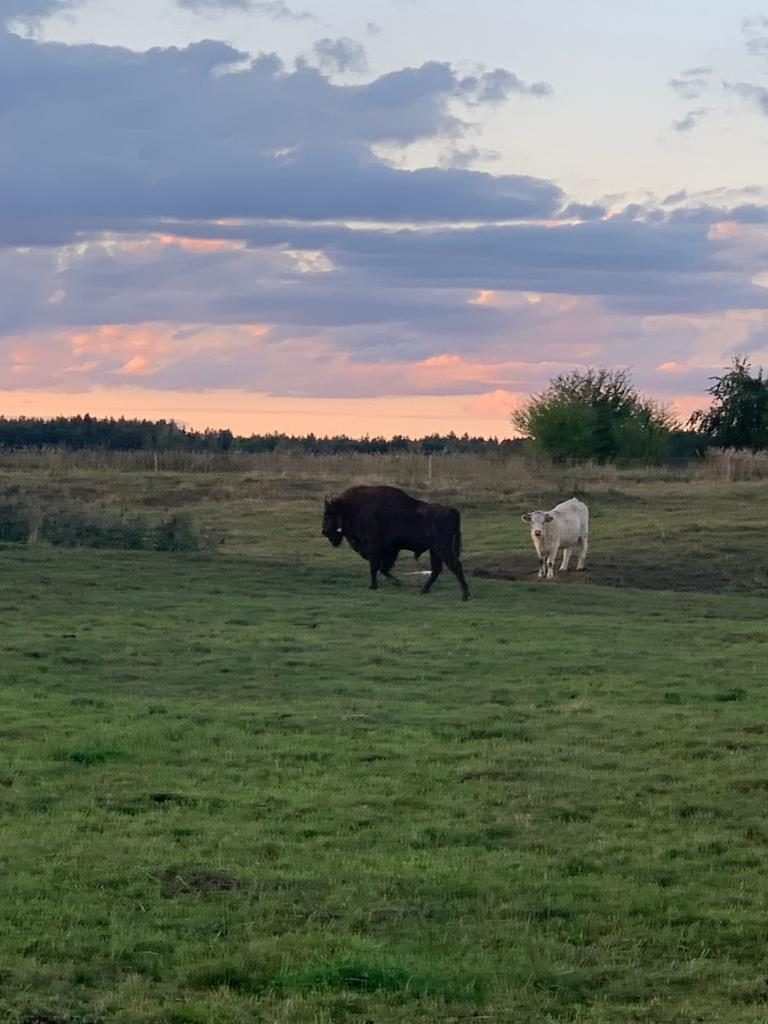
[0,358,765,462]
[0,415,526,456]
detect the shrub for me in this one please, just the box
[0,504,32,543]
[0,499,214,553]
[513,367,678,464]
[40,507,148,549]
[153,513,203,552]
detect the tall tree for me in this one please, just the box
[688,357,768,451]
[513,367,677,463]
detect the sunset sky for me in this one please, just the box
[3,0,768,437]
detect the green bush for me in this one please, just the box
[0,499,213,553]
[41,508,148,549]
[0,504,31,543]
[153,513,203,552]
[514,367,677,463]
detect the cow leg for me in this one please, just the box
[537,556,546,579]
[576,535,588,570]
[546,552,556,579]
[420,550,443,594]
[560,547,572,572]
[369,559,379,590]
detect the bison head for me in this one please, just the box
[322,497,344,547]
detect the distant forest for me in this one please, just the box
[0,414,704,459]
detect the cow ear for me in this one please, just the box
[544,514,554,523]
[521,513,532,523]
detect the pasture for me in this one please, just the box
[1,452,768,1024]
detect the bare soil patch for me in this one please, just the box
[469,553,768,595]
[21,1015,105,1024]
[158,865,245,898]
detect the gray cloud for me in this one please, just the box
[440,145,501,169]
[668,68,712,100]
[664,184,768,207]
[667,202,768,224]
[3,16,768,403]
[4,207,768,398]
[726,80,768,115]
[0,0,79,23]
[459,67,552,102]
[559,202,607,220]
[671,107,710,133]
[743,15,768,56]
[721,18,768,119]
[175,0,314,19]
[7,207,768,353]
[312,36,368,74]
[0,30,561,244]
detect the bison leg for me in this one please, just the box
[445,553,470,601]
[420,550,443,595]
[369,559,379,590]
[380,547,401,585]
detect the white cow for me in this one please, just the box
[521,497,589,580]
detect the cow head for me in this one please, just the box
[521,510,554,540]
[322,497,344,547]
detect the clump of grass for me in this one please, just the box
[40,506,149,549]
[290,958,488,1001]
[0,500,215,552]
[153,513,206,552]
[187,959,277,994]
[0,504,31,543]
[20,1013,107,1024]
[57,747,126,767]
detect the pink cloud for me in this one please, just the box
[0,283,758,436]
[120,354,153,375]
[157,234,246,254]
[463,389,522,417]
[470,289,496,305]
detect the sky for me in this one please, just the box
[2,0,768,437]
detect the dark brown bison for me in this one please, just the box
[321,484,470,600]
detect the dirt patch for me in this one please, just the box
[158,865,245,897]
[469,553,768,595]
[98,792,195,815]
[21,1015,106,1024]
[148,791,191,806]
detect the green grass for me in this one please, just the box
[1,460,768,1022]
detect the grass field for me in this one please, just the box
[2,454,768,1023]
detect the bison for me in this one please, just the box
[322,484,470,600]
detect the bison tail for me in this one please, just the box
[452,512,462,560]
